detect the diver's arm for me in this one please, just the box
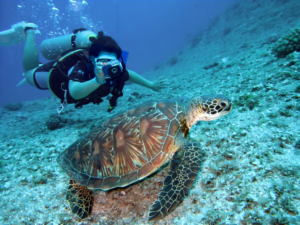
[128,70,154,90]
[68,80,100,100]
[128,70,168,92]
[69,64,106,100]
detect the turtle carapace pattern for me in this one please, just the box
[57,95,232,221]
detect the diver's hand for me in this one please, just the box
[94,65,105,84]
[151,76,169,92]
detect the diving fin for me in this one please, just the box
[0,22,40,46]
[16,78,28,87]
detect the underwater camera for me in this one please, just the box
[100,60,123,79]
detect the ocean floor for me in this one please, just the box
[1,0,300,224]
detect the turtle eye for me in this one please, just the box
[220,102,227,107]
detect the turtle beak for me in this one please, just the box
[224,102,232,112]
[219,102,232,118]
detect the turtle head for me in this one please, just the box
[185,95,232,128]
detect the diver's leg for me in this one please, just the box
[24,69,38,87]
[24,61,56,89]
[24,69,50,89]
[23,29,40,88]
[23,29,39,72]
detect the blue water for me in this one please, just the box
[0,0,236,107]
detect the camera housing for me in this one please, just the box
[102,60,123,79]
[93,59,122,79]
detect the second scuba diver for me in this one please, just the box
[0,22,168,113]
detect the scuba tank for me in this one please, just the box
[40,29,96,60]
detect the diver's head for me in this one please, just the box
[93,51,117,64]
[89,31,124,79]
[89,31,122,62]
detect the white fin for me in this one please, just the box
[0,22,40,46]
[35,29,41,35]
[16,78,28,87]
[0,28,25,46]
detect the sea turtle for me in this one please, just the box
[57,95,232,221]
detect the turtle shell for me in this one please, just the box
[57,100,186,190]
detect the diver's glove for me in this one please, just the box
[107,104,116,113]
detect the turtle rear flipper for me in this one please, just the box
[148,142,202,222]
[66,180,94,220]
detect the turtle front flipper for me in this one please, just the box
[148,142,202,222]
[66,180,94,220]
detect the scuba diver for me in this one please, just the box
[0,22,168,113]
